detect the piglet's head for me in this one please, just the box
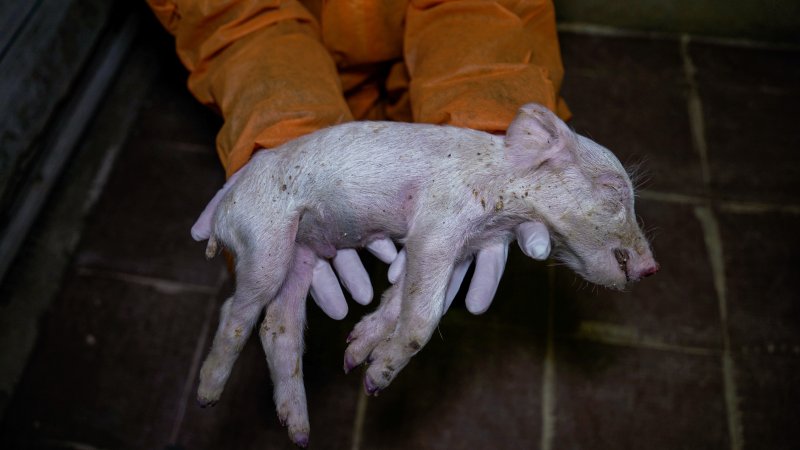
[505,103,659,290]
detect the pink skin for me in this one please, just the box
[196,103,658,443]
[259,245,314,447]
[193,174,549,318]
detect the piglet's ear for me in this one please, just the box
[504,103,573,172]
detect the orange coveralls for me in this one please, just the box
[147,0,570,177]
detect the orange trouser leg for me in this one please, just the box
[405,0,570,132]
[147,0,353,176]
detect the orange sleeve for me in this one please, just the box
[404,0,570,132]
[146,0,353,177]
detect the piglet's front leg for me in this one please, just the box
[344,280,403,373]
[362,230,461,395]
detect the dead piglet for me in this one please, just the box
[197,103,658,445]
[344,104,659,394]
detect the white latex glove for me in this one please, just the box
[388,220,551,314]
[307,240,397,320]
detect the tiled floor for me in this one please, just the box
[1,19,799,450]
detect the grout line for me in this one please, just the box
[558,22,681,41]
[557,22,800,50]
[719,201,800,215]
[566,320,716,356]
[350,389,369,450]
[169,267,228,444]
[540,266,557,450]
[638,190,706,205]
[694,206,744,450]
[75,267,219,295]
[680,34,712,188]
[83,143,123,214]
[638,189,800,215]
[682,29,744,448]
[566,332,716,356]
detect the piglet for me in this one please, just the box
[197,103,658,445]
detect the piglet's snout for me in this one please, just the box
[630,254,659,281]
[639,263,660,278]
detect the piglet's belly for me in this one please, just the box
[295,208,407,259]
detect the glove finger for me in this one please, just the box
[309,258,348,320]
[332,249,374,305]
[387,248,406,284]
[516,221,551,260]
[444,256,473,312]
[465,242,509,315]
[366,238,398,264]
[191,169,243,241]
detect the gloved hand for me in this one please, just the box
[193,164,551,321]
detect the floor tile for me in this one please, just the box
[0,273,213,450]
[553,340,729,449]
[75,130,226,286]
[690,42,800,92]
[350,245,549,449]
[701,87,800,203]
[176,290,360,450]
[559,33,703,196]
[553,200,722,349]
[470,246,551,332]
[359,312,546,450]
[717,211,800,346]
[734,350,800,450]
[133,74,222,149]
[690,41,800,203]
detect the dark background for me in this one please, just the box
[1,1,798,449]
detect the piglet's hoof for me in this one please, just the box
[364,376,381,396]
[343,353,358,374]
[197,397,218,408]
[292,432,309,448]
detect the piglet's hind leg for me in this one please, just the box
[260,245,315,447]
[198,219,299,406]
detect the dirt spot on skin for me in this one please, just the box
[480,198,486,209]
[279,325,286,334]
[408,340,421,350]
[234,327,243,338]
[281,184,287,191]
[382,370,392,381]
[494,200,504,212]
[293,358,301,377]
